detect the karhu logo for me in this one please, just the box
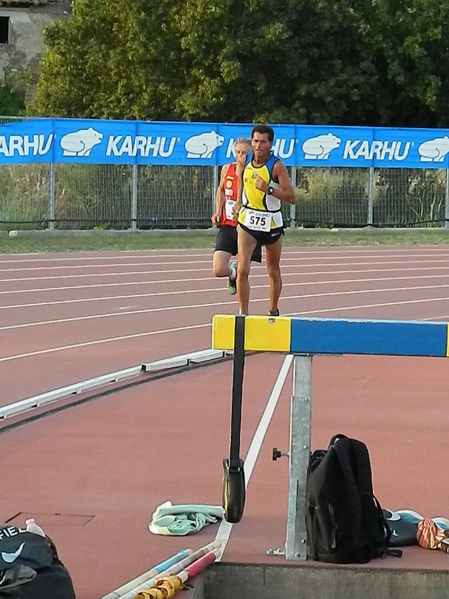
[185,131,224,158]
[60,128,103,157]
[1,542,25,563]
[418,136,449,162]
[302,133,341,160]
[343,139,411,161]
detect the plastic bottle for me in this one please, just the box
[25,518,45,536]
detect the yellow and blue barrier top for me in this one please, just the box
[212,315,449,357]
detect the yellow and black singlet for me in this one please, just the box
[238,153,283,232]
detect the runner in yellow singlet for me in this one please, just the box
[232,124,296,316]
[211,138,262,295]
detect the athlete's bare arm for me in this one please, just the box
[211,164,228,224]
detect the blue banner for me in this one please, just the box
[0,118,448,168]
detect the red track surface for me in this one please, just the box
[1,246,449,598]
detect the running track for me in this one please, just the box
[1,246,449,598]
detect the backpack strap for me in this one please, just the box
[349,438,374,496]
[331,437,364,545]
[0,565,36,591]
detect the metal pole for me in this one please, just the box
[48,162,55,231]
[212,166,218,220]
[367,167,374,226]
[289,167,296,228]
[285,354,312,560]
[445,168,449,229]
[131,164,137,230]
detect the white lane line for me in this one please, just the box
[2,262,449,286]
[3,272,449,309]
[288,295,449,317]
[1,249,449,267]
[0,252,212,264]
[1,292,449,363]
[0,260,215,273]
[0,322,211,363]
[0,268,211,282]
[214,354,293,559]
[0,300,230,330]
[0,265,449,295]
[2,283,449,331]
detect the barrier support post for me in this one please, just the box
[285,354,312,560]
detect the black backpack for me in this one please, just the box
[0,525,75,598]
[305,434,398,563]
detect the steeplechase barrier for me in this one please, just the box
[212,314,449,560]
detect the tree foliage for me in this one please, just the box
[0,81,22,115]
[28,0,449,126]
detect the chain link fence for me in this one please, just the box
[0,163,448,231]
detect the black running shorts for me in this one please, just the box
[238,223,284,246]
[214,225,262,263]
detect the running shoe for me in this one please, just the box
[227,261,237,295]
[432,517,449,532]
[397,510,449,531]
[395,509,424,524]
[382,508,419,546]
[268,308,280,316]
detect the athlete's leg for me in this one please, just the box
[236,227,257,314]
[213,227,238,278]
[265,235,283,314]
[212,250,233,277]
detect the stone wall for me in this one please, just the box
[0,1,70,78]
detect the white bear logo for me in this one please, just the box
[302,133,341,159]
[60,128,103,157]
[418,136,449,162]
[185,131,224,158]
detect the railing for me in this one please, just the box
[0,163,447,231]
[1,116,449,230]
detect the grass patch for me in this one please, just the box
[1,228,449,254]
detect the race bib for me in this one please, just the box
[243,209,272,232]
[225,199,235,221]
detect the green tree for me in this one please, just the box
[0,80,23,116]
[28,0,449,126]
[354,0,449,126]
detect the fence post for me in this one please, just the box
[48,162,55,231]
[445,168,449,229]
[131,164,137,230]
[212,166,218,217]
[289,167,296,228]
[367,167,374,226]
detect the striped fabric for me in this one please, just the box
[416,519,449,552]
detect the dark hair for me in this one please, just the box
[251,124,274,143]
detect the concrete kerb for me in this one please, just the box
[106,561,449,599]
[202,562,449,599]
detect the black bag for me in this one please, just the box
[0,525,75,598]
[306,434,398,563]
